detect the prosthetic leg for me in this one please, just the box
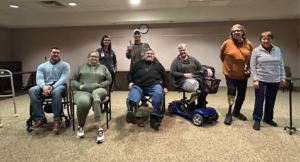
[224,95,235,125]
[126,100,138,124]
[187,90,201,105]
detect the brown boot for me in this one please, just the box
[32,118,47,128]
[53,120,62,132]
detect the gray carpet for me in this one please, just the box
[0,88,299,162]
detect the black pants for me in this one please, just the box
[225,76,248,114]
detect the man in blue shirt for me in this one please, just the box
[28,47,70,132]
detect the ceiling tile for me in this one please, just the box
[0,2,12,10]
[249,0,275,5]
[187,1,210,7]
[228,0,252,6]
[0,7,37,15]
[167,2,188,8]
[146,0,168,4]
[18,1,48,9]
[102,0,131,6]
[71,6,108,12]
[273,0,297,4]
[56,0,85,7]
[109,5,148,11]
[208,1,231,6]
[168,0,189,2]
[78,0,106,6]
[36,8,75,13]
[147,3,168,9]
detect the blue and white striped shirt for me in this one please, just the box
[250,44,286,83]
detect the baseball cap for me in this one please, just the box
[133,29,141,34]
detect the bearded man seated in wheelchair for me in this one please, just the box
[126,48,169,130]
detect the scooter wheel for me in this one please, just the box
[168,104,173,114]
[192,114,204,126]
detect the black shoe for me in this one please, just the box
[150,117,160,130]
[232,112,247,121]
[224,113,232,125]
[253,120,260,130]
[126,111,136,124]
[263,119,278,127]
[126,100,137,124]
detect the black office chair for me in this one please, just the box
[68,80,111,131]
[26,85,71,132]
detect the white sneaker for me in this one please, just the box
[96,128,104,144]
[77,126,84,139]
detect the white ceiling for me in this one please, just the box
[0,0,298,28]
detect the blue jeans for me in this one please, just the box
[28,85,66,121]
[253,81,280,121]
[127,84,163,117]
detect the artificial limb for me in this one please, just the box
[224,95,235,125]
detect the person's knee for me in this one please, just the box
[92,88,107,97]
[76,97,91,108]
[152,92,163,102]
[29,86,40,96]
[52,88,64,98]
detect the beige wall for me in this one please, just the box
[9,19,300,87]
[0,26,12,61]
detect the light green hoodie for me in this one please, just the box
[71,63,112,92]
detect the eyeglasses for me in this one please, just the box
[89,56,99,58]
[145,52,154,55]
[179,49,186,53]
[52,52,60,55]
[103,40,111,42]
[232,30,241,33]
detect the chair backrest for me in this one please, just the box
[284,66,291,77]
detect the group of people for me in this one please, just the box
[28,24,286,144]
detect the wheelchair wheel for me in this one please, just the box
[192,114,204,126]
[211,113,219,121]
[168,104,173,114]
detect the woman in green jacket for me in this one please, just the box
[71,51,111,143]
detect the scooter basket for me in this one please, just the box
[203,78,221,94]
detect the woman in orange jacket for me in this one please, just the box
[220,24,253,125]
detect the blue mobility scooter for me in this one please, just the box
[168,66,221,126]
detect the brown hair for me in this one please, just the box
[260,31,273,41]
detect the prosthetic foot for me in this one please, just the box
[187,90,201,105]
[224,95,235,125]
[126,100,137,124]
